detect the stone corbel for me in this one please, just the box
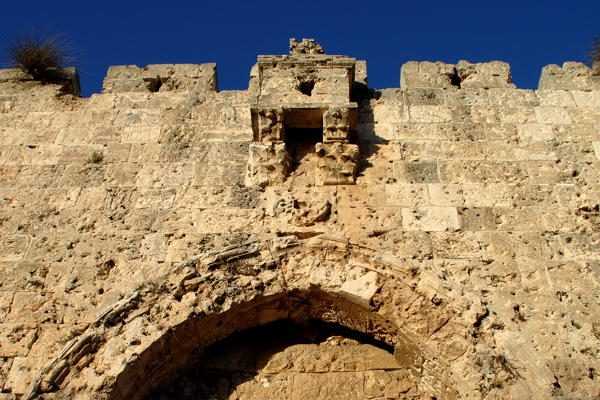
[323,107,349,142]
[315,142,359,185]
[257,107,284,142]
[246,142,291,187]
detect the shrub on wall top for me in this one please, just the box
[2,28,77,82]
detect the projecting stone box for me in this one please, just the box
[247,39,361,187]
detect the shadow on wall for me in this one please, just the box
[145,319,407,400]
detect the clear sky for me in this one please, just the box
[1,0,599,97]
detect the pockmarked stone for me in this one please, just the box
[0,39,598,400]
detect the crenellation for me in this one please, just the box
[101,63,218,94]
[0,40,600,399]
[539,62,600,90]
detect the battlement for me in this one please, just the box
[102,63,218,93]
[1,58,599,97]
[400,60,516,89]
[539,61,600,90]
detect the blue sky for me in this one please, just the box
[1,0,599,97]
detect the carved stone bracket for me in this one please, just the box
[257,107,284,142]
[323,107,349,142]
[246,142,291,187]
[315,142,359,185]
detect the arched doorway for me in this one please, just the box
[108,288,434,400]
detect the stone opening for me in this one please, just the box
[285,127,322,173]
[144,75,165,92]
[283,108,325,174]
[299,80,315,96]
[108,289,409,400]
[144,318,413,400]
[450,72,461,88]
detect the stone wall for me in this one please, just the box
[0,48,599,399]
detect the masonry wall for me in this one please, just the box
[0,60,599,399]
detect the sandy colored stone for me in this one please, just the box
[0,45,599,400]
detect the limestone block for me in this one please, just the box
[440,141,485,160]
[405,88,444,106]
[428,183,465,206]
[458,207,496,231]
[335,183,387,208]
[431,232,481,259]
[539,62,600,90]
[385,183,429,207]
[0,236,30,262]
[102,63,218,93]
[104,163,141,186]
[57,145,104,164]
[134,188,177,209]
[135,162,196,188]
[394,140,442,161]
[3,357,49,395]
[0,323,38,357]
[477,231,522,260]
[197,161,245,187]
[455,60,516,89]
[567,106,600,124]
[517,232,563,260]
[400,61,455,89]
[494,331,557,397]
[444,88,490,106]
[535,89,576,107]
[390,121,446,140]
[468,259,520,289]
[549,357,600,397]
[12,165,63,189]
[497,107,536,123]
[393,161,439,183]
[561,232,600,261]
[438,161,529,184]
[526,160,575,185]
[364,369,416,398]
[120,126,161,143]
[402,207,459,232]
[59,164,105,189]
[0,210,23,235]
[571,90,600,107]
[533,106,572,124]
[340,271,379,308]
[545,260,598,291]
[488,88,539,107]
[366,231,433,259]
[408,105,452,123]
[494,207,543,232]
[482,141,517,161]
[292,372,364,400]
[516,123,555,141]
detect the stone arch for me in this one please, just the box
[24,237,560,400]
[108,288,423,400]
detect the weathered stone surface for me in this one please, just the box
[0,41,599,400]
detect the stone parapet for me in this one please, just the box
[101,63,218,93]
[539,62,600,90]
[0,67,81,97]
[401,60,515,89]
